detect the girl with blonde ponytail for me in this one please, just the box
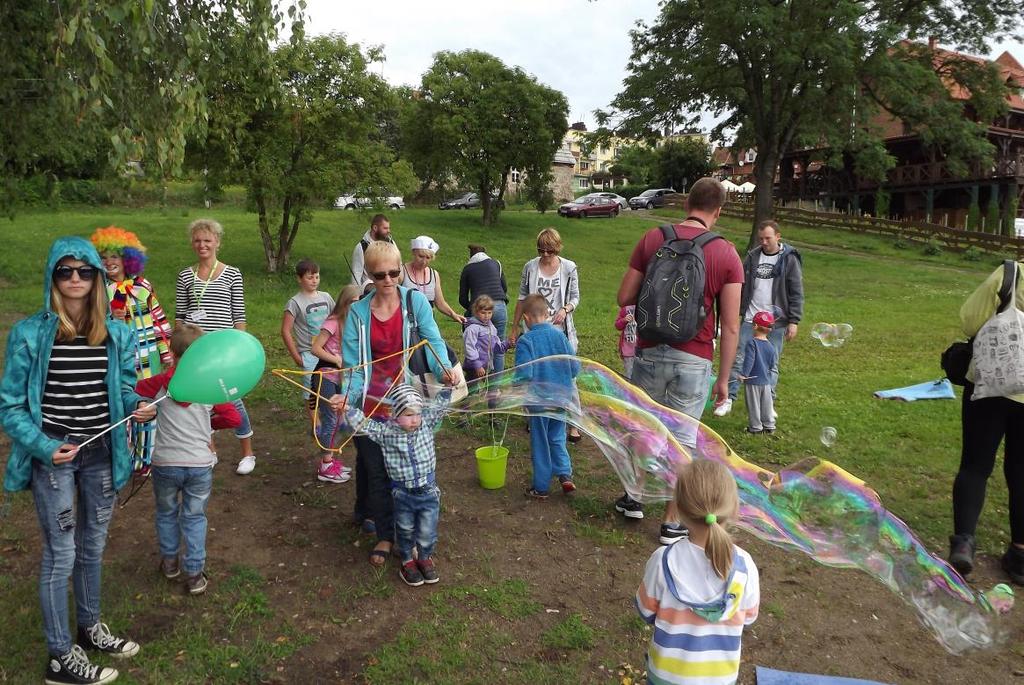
[636,460,760,684]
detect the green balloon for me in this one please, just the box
[168,329,266,404]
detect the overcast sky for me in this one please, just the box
[303,0,1023,141]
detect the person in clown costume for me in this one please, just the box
[90,226,174,473]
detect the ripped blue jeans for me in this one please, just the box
[30,435,116,656]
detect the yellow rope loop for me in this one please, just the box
[270,338,448,454]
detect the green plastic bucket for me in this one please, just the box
[475,445,509,489]
[705,373,718,412]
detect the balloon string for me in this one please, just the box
[75,394,171,449]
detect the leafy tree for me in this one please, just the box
[525,170,556,213]
[406,50,569,225]
[195,34,402,272]
[656,138,711,190]
[596,0,1022,247]
[609,144,658,186]
[0,1,302,212]
[985,197,1001,234]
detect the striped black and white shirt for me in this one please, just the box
[41,336,110,438]
[174,264,247,332]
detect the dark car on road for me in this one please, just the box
[628,188,677,210]
[557,196,621,219]
[439,192,505,210]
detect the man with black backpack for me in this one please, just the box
[612,178,744,543]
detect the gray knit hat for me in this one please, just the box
[388,383,423,416]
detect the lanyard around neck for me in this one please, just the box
[192,260,219,307]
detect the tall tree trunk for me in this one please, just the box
[277,194,293,271]
[254,182,277,273]
[480,180,493,226]
[748,151,778,250]
[278,212,302,272]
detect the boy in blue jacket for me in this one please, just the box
[740,311,779,434]
[514,294,580,499]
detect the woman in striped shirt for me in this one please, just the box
[174,219,258,475]
[1,236,156,685]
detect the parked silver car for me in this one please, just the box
[580,192,629,210]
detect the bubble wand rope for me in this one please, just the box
[75,394,171,449]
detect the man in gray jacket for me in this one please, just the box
[716,219,804,417]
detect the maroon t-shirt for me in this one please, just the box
[366,307,404,417]
[627,224,744,361]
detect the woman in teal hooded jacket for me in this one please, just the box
[0,236,155,684]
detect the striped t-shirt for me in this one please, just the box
[637,540,760,685]
[41,336,110,438]
[174,264,246,332]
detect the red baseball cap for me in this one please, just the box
[752,311,775,327]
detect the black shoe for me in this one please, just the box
[417,557,440,584]
[659,522,689,545]
[614,494,644,520]
[400,560,425,587]
[1001,545,1024,585]
[77,622,139,658]
[45,645,118,685]
[948,534,976,576]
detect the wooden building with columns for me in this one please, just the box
[777,47,1024,232]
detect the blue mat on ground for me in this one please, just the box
[873,378,956,401]
[756,666,892,685]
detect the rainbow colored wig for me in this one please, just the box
[90,226,148,277]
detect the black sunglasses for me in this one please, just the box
[371,269,402,281]
[537,248,559,255]
[53,265,99,282]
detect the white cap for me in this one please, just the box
[410,235,440,254]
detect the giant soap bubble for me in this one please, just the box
[296,354,1012,654]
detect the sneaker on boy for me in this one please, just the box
[45,645,118,685]
[317,459,351,483]
[77,622,140,658]
[558,475,576,494]
[160,556,181,580]
[186,572,209,595]
[614,494,644,519]
[524,488,549,500]
[659,522,689,545]
[400,560,425,587]
[417,557,440,584]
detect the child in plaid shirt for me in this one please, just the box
[333,383,450,586]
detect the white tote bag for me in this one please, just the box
[972,262,1024,399]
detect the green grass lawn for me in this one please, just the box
[0,203,1016,682]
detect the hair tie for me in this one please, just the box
[704,514,717,525]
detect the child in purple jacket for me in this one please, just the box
[463,295,513,380]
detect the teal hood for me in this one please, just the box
[44,236,105,312]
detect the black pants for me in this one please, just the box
[354,434,394,544]
[952,382,1024,543]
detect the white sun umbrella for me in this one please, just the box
[738,181,756,193]
[721,179,741,192]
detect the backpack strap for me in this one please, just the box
[659,224,677,244]
[405,287,419,330]
[997,260,1017,313]
[693,231,723,249]
[360,238,370,252]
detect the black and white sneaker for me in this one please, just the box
[614,494,644,520]
[659,522,689,545]
[45,645,118,685]
[77,622,140,659]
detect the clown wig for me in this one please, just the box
[90,226,148,277]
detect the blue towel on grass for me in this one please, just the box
[756,666,892,685]
[873,378,956,401]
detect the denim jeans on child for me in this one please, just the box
[392,483,441,563]
[151,466,214,576]
[31,434,116,656]
[528,414,572,493]
[314,375,342,449]
[491,300,508,374]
